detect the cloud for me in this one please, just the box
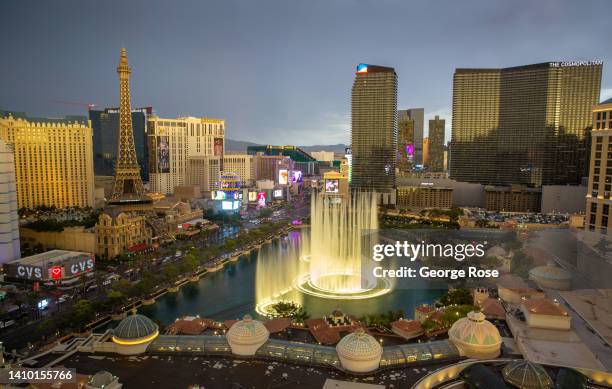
[260,111,350,146]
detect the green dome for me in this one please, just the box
[113,314,158,340]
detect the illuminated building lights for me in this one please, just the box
[111,330,159,346]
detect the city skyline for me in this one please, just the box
[0,0,611,145]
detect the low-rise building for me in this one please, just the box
[521,298,571,330]
[415,304,435,323]
[485,186,541,213]
[497,274,545,304]
[20,226,96,254]
[172,185,201,201]
[396,185,452,209]
[3,250,94,286]
[310,151,335,162]
[478,297,506,320]
[96,210,152,259]
[391,319,423,340]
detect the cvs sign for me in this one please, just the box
[69,258,95,276]
[17,266,42,280]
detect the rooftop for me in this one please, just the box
[391,319,422,333]
[113,314,159,341]
[7,249,91,266]
[522,298,568,317]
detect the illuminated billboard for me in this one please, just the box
[248,192,257,202]
[291,170,302,183]
[273,189,283,198]
[257,192,266,207]
[345,147,352,183]
[156,136,170,173]
[325,179,339,193]
[278,169,289,185]
[213,191,227,200]
[356,63,368,73]
[405,143,414,160]
[221,200,241,211]
[214,138,224,156]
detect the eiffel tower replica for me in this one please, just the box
[108,48,152,208]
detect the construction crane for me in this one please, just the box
[49,100,98,112]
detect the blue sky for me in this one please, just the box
[0,0,611,145]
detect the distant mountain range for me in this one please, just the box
[225,138,348,154]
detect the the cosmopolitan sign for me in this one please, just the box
[550,60,602,67]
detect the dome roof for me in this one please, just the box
[88,371,116,388]
[502,360,553,389]
[226,315,269,345]
[529,263,572,281]
[113,313,158,340]
[448,311,502,347]
[336,329,383,361]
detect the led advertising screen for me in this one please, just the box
[273,189,283,198]
[278,169,289,185]
[214,138,224,156]
[248,192,257,202]
[345,147,352,183]
[213,191,227,200]
[291,170,302,183]
[325,179,339,193]
[405,143,415,161]
[221,201,233,210]
[257,192,266,207]
[156,136,170,173]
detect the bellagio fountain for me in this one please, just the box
[255,191,393,317]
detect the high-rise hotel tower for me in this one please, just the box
[586,98,612,234]
[0,114,95,209]
[451,61,602,187]
[350,63,398,197]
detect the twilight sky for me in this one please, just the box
[1,0,611,145]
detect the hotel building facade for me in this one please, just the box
[351,63,398,197]
[451,61,602,188]
[223,153,255,186]
[0,114,95,209]
[89,107,153,181]
[0,139,20,263]
[428,116,445,172]
[148,116,225,194]
[586,98,612,233]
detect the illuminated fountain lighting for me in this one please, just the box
[255,235,305,316]
[296,191,392,299]
[255,191,392,317]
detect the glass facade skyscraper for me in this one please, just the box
[406,108,424,166]
[89,107,152,181]
[451,61,602,187]
[350,64,398,193]
[428,115,445,172]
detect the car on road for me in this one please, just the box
[86,284,98,292]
